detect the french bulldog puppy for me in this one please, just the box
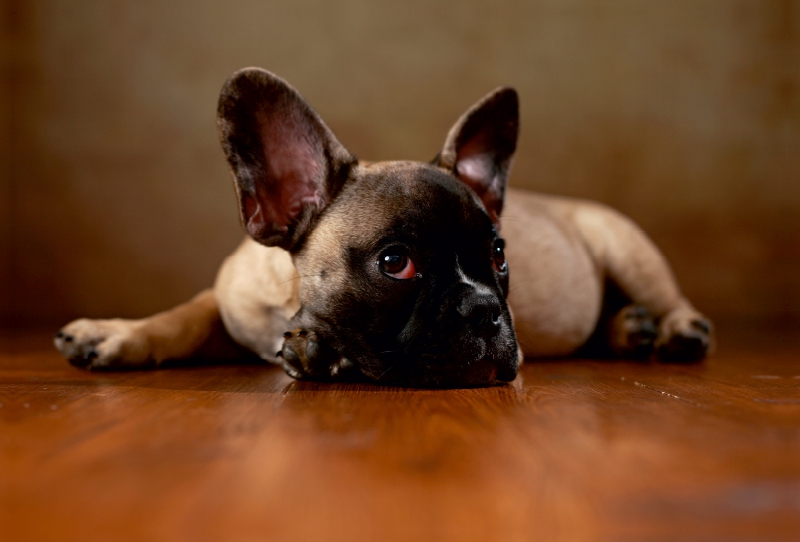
[54,68,713,387]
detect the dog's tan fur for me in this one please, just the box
[55,186,709,368]
[54,69,712,374]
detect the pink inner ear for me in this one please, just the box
[456,155,494,190]
[455,144,502,224]
[244,191,286,239]
[243,113,326,237]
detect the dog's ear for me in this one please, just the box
[217,68,357,251]
[435,88,518,224]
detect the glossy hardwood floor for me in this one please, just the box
[2,325,799,541]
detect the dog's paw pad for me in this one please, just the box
[609,305,657,360]
[656,314,713,363]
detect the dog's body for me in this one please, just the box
[55,68,713,387]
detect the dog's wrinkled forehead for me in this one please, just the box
[329,161,488,245]
[294,161,491,284]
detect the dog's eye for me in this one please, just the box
[492,239,507,273]
[378,247,417,280]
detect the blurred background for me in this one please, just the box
[2,0,798,335]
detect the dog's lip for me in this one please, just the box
[412,336,489,365]
[494,359,518,382]
[364,350,518,387]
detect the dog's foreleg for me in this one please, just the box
[54,289,248,369]
[574,205,714,361]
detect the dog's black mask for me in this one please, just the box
[292,163,518,388]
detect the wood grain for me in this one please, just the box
[1,330,799,541]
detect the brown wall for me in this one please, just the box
[1,7,9,324]
[3,0,799,328]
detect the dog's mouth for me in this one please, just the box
[348,314,520,388]
[362,345,518,388]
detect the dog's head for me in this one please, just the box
[217,68,519,387]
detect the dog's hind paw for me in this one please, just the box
[655,308,714,363]
[54,319,154,370]
[608,304,657,360]
[279,329,356,380]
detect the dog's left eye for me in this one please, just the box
[378,247,417,280]
[492,239,507,273]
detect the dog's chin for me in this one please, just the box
[361,347,518,389]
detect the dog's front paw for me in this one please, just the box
[54,319,153,370]
[608,304,658,360]
[279,329,355,380]
[654,308,714,363]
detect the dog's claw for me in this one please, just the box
[655,310,713,363]
[656,330,709,363]
[691,318,712,335]
[609,304,657,360]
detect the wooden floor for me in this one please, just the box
[1,327,799,541]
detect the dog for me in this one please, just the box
[54,68,713,387]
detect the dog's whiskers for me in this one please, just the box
[377,349,401,355]
[375,364,397,382]
[278,274,324,285]
[514,328,536,354]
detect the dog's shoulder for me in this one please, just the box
[215,237,300,312]
[213,237,301,360]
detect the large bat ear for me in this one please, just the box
[217,68,357,251]
[435,88,519,225]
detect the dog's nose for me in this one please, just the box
[457,294,502,334]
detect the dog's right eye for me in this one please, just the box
[378,247,417,280]
[492,238,507,273]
